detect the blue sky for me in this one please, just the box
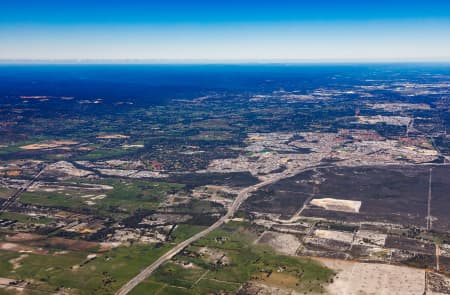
[1,0,450,61]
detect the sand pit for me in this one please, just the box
[310,198,361,213]
[256,231,302,255]
[20,140,78,150]
[317,258,425,295]
[122,144,144,149]
[96,134,129,139]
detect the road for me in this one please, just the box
[436,243,440,271]
[426,168,433,231]
[288,182,317,223]
[115,166,315,295]
[0,166,47,211]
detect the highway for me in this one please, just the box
[0,166,47,211]
[115,166,315,295]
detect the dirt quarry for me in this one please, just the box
[310,198,361,213]
[317,258,425,295]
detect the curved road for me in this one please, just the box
[115,167,315,295]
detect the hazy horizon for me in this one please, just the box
[1,58,450,65]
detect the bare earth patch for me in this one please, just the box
[0,277,27,292]
[354,230,387,247]
[314,230,354,244]
[45,161,93,178]
[198,247,230,265]
[9,254,29,270]
[317,258,425,295]
[355,115,411,126]
[370,103,431,112]
[45,237,100,251]
[256,231,302,255]
[310,198,361,213]
[238,281,301,295]
[20,140,78,150]
[0,242,47,254]
[96,134,129,139]
[6,233,45,242]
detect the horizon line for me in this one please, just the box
[1,57,450,65]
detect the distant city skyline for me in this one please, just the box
[1,0,450,62]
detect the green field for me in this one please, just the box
[0,223,211,294]
[1,188,332,295]
[19,178,185,214]
[134,222,334,294]
[77,147,133,161]
[170,224,207,243]
[0,243,173,295]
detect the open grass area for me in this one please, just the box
[195,278,239,294]
[77,147,134,161]
[170,224,207,243]
[129,280,166,295]
[136,221,334,294]
[153,262,206,289]
[0,221,209,294]
[0,144,22,155]
[0,251,19,277]
[19,178,185,214]
[94,179,184,212]
[0,243,173,295]
[155,285,194,295]
[20,191,86,210]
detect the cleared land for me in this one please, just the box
[20,140,79,150]
[256,231,302,255]
[310,198,361,213]
[318,258,425,295]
